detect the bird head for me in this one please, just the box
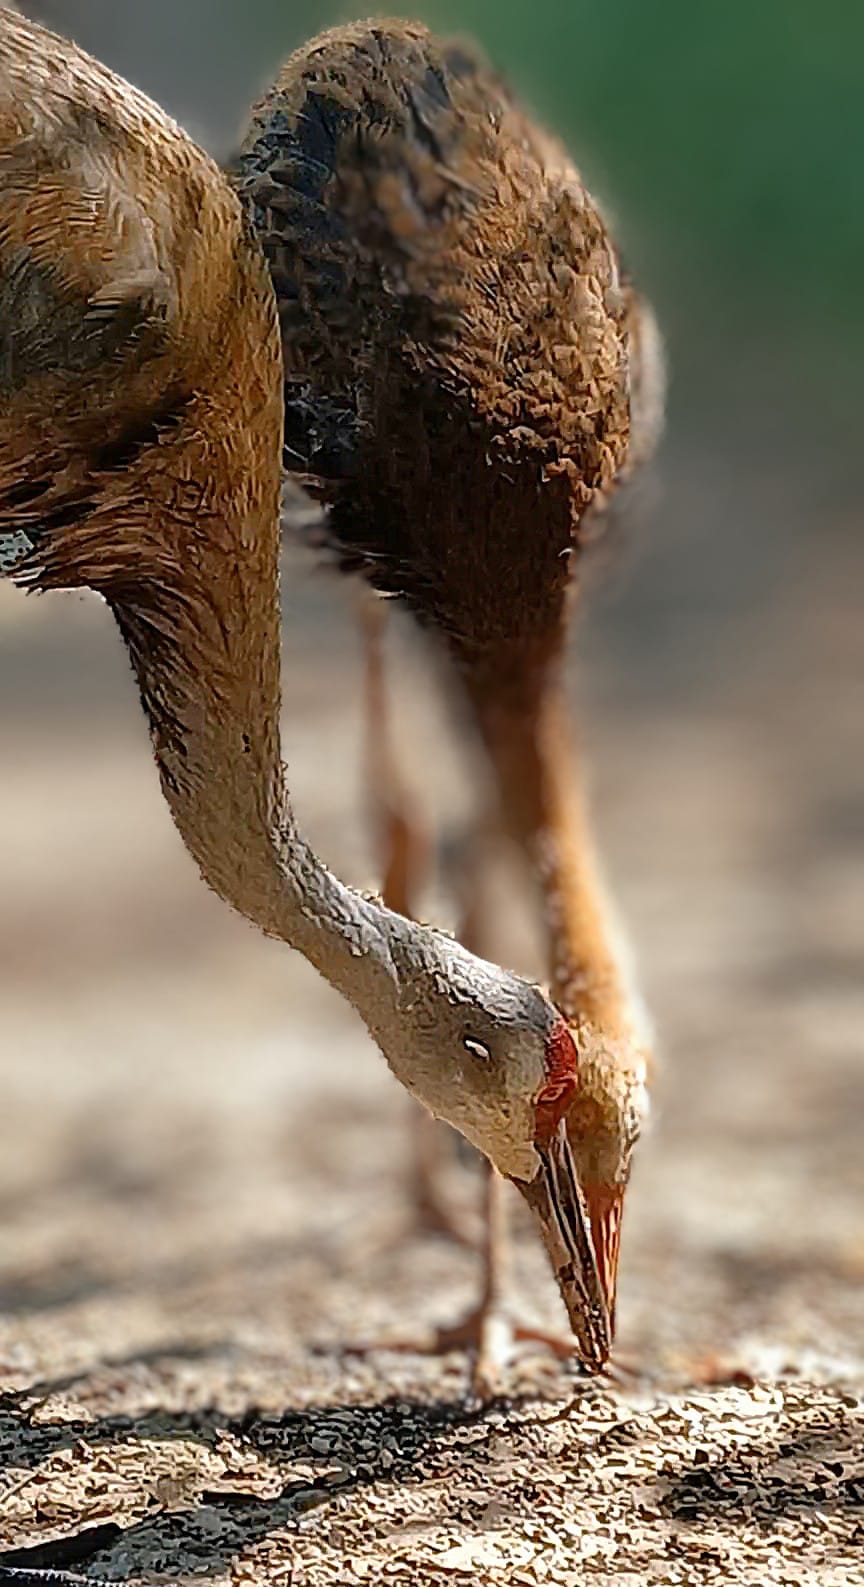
[562,1024,650,1330]
[374,926,611,1373]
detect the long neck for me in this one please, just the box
[110,502,401,1026]
[464,664,636,1041]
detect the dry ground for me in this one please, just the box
[0,544,861,1587]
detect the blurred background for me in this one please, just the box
[1,0,860,1484]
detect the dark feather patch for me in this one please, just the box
[0,390,190,582]
[0,248,159,393]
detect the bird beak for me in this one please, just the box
[512,1121,611,1374]
[585,1182,625,1333]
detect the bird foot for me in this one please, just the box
[346,1301,576,1398]
[435,1303,577,1398]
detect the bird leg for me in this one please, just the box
[345,1146,578,1394]
[347,798,579,1394]
[358,593,473,1247]
[409,1108,477,1249]
[421,1162,579,1396]
[421,844,580,1395]
[463,668,651,1337]
[351,1145,582,1395]
[356,609,582,1389]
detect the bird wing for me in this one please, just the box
[0,65,174,398]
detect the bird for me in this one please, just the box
[0,7,611,1376]
[238,18,665,1381]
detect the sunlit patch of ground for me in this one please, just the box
[1,555,861,1585]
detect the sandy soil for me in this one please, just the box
[0,548,861,1587]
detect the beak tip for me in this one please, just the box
[514,1123,613,1374]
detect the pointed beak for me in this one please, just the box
[512,1121,611,1374]
[585,1182,625,1333]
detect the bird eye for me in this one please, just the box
[463,1037,492,1061]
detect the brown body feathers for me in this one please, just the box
[240,20,659,681]
[0,7,281,608]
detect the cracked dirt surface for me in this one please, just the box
[0,541,861,1586]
